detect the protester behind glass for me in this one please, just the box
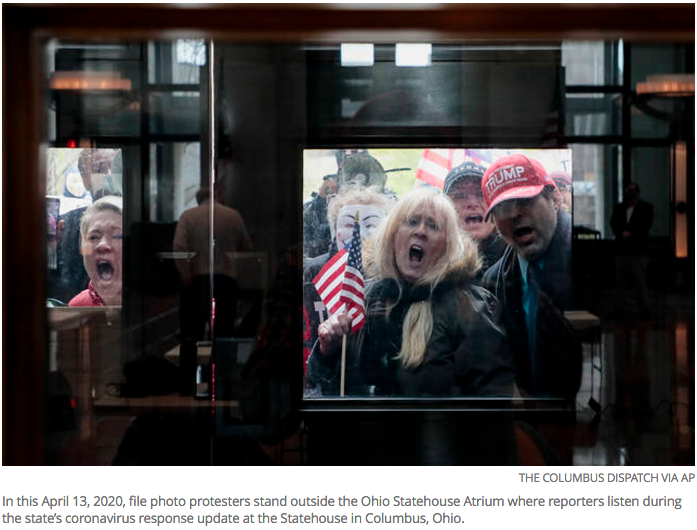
[68,196,123,307]
[308,188,516,397]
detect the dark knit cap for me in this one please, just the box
[443,161,486,195]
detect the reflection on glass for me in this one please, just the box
[148,92,201,136]
[173,181,253,394]
[148,41,204,85]
[562,41,621,86]
[303,148,576,399]
[33,34,692,466]
[46,148,123,304]
[569,143,621,238]
[565,93,622,136]
[631,147,671,238]
[149,142,200,222]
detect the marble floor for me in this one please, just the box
[572,289,694,466]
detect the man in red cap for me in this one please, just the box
[481,154,580,400]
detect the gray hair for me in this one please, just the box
[79,196,123,242]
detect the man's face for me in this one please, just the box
[81,149,115,193]
[557,185,572,213]
[559,188,572,213]
[319,178,338,199]
[447,179,495,241]
[624,184,639,204]
[492,192,558,261]
[66,170,87,197]
[335,204,386,248]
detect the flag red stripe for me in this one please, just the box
[423,149,450,166]
[312,249,347,288]
[312,218,366,334]
[415,169,447,188]
[340,284,364,300]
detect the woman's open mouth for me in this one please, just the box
[96,260,115,281]
[409,245,424,263]
[465,214,483,225]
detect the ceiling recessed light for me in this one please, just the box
[395,43,432,67]
[341,44,374,67]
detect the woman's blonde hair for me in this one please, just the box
[369,187,480,369]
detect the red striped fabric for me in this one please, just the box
[415,148,496,188]
[312,219,365,331]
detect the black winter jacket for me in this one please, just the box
[482,210,581,399]
[307,266,516,397]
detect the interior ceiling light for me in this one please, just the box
[637,74,694,97]
[340,44,374,67]
[395,43,432,67]
[50,71,132,91]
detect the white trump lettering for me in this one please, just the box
[502,167,518,180]
[486,164,527,195]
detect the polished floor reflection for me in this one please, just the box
[573,288,694,466]
[46,281,694,466]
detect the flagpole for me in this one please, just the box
[339,209,361,398]
[340,334,347,397]
[314,209,363,399]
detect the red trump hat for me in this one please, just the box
[481,154,556,219]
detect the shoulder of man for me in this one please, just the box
[453,283,504,322]
[544,210,573,264]
[481,246,516,292]
[638,199,654,212]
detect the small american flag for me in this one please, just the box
[312,216,365,332]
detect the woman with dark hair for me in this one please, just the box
[308,188,515,397]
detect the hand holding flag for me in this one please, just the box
[313,212,366,334]
[313,212,366,395]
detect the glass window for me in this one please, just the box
[565,93,622,136]
[35,34,693,466]
[148,40,204,85]
[148,92,201,136]
[149,142,201,222]
[630,43,691,139]
[569,143,621,238]
[631,146,671,238]
[562,40,622,86]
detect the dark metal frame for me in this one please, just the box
[3,3,694,464]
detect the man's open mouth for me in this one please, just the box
[514,227,535,244]
[409,245,424,263]
[465,214,483,225]
[97,260,115,281]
